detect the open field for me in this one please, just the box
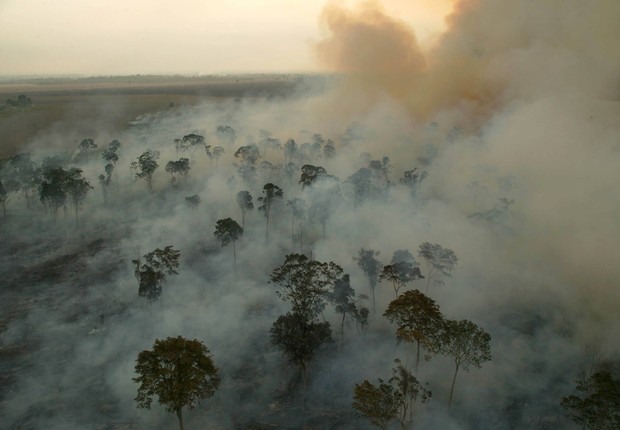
[0,75,305,158]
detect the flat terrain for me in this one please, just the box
[0,74,302,158]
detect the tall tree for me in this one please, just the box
[213,218,243,272]
[235,190,254,228]
[353,361,431,430]
[270,253,343,321]
[379,262,424,297]
[417,242,458,294]
[400,168,428,198]
[216,125,236,146]
[132,246,181,302]
[328,274,357,348]
[133,336,221,430]
[441,319,492,408]
[131,150,160,192]
[299,164,327,188]
[354,248,382,315]
[383,290,444,374]
[287,197,306,251]
[64,167,93,227]
[561,370,620,429]
[257,183,283,241]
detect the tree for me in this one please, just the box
[417,242,458,294]
[270,253,343,321]
[216,125,236,146]
[270,312,332,406]
[213,218,243,272]
[133,246,181,302]
[400,168,428,198]
[102,139,121,169]
[283,138,298,164]
[354,248,382,315]
[287,197,306,251]
[9,153,38,208]
[379,262,424,297]
[561,370,620,430]
[353,379,401,430]
[235,190,253,228]
[165,158,191,186]
[257,183,283,241]
[441,319,492,408]
[0,178,19,216]
[185,194,200,209]
[64,167,93,227]
[384,290,444,374]
[344,167,382,206]
[299,164,327,188]
[323,139,336,160]
[78,138,97,152]
[328,274,357,348]
[211,146,225,167]
[131,150,160,192]
[181,133,206,154]
[133,336,221,430]
[390,359,432,428]
[368,156,391,187]
[39,167,70,218]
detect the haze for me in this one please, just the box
[0,0,453,76]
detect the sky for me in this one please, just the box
[0,0,454,76]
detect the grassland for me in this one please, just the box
[0,74,303,158]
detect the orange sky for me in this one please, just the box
[0,0,454,76]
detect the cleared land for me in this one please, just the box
[0,74,303,158]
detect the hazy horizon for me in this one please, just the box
[0,0,453,77]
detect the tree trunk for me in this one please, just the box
[233,240,237,273]
[415,340,420,375]
[448,363,460,409]
[265,214,270,242]
[241,210,245,229]
[74,203,79,227]
[176,408,184,430]
[340,312,346,349]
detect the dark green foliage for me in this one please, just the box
[236,190,253,228]
[299,164,327,188]
[132,246,181,302]
[441,319,492,407]
[131,150,160,191]
[353,360,431,430]
[561,371,620,429]
[165,158,191,185]
[380,262,424,297]
[257,183,283,241]
[270,312,332,376]
[102,140,121,165]
[354,248,382,314]
[384,290,444,373]
[234,144,260,166]
[270,253,343,321]
[134,336,220,430]
[78,138,97,152]
[353,379,402,430]
[6,94,32,108]
[328,274,357,346]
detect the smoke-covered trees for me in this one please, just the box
[213,218,243,271]
[299,164,327,188]
[561,370,620,429]
[64,168,93,227]
[257,183,283,241]
[384,290,444,373]
[270,254,342,410]
[417,242,458,294]
[270,312,332,395]
[235,190,254,228]
[165,158,191,186]
[328,274,357,347]
[133,336,221,430]
[354,248,382,314]
[400,168,428,198]
[353,360,431,430]
[133,246,181,302]
[270,253,343,320]
[287,197,306,251]
[216,125,236,146]
[131,150,160,191]
[441,319,492,407]
[379,262,424,297]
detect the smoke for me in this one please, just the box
[1,0,620,429]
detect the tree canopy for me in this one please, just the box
[134,336,221,430]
